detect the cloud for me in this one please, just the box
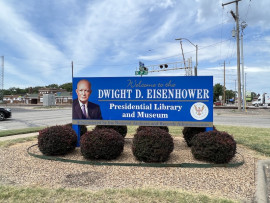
[4,62,46,88]
[0,1,71,85]
[0,0,269,94]
[245,66,270,73]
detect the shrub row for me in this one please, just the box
[182,127,236,164]
[132,127,173,162]
[38,125,77,156]
[38,125,236,164]
[191,130,236,164]
[182,126,217,147]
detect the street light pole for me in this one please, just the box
[175,38,198,76]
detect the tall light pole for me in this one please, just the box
[175,38,198,76]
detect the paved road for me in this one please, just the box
[214,109,270,128]
[0,106,270,131]
[0,107,72,130]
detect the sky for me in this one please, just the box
[0,0,269,94]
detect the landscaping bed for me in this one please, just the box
[0,137,263,202]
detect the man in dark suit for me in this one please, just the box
[72,79,102,119]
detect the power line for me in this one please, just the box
[198,38,232,50]
[244,0,252,22]
[220,6,225,62]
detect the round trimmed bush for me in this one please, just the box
[80,128,124,160]
[38,125,77,156]
[65,123,88,136]
[94,125,128,138]
[191,130,237,164]
[136,126,169,133]
[132,127,174,163]
[182,127,206,147]
[182,126,216,147]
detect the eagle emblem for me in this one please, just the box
[190,102,209,120]
[194,105,204,116]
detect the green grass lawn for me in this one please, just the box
[0,185,237,203]
[215,125,270,156]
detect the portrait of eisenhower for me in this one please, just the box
[72,79,102,120]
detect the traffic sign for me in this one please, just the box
[135,70,148,75]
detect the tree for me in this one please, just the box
[225,90,236,100]
[59,82,72,92]
[46,84,59,89]
[213,83,223,102]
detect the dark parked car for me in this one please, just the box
[0,107,11,121]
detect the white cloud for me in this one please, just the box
[149,0,175,12]
[245,66,270,73]
[0,0,269,94]
[0,1,70,85]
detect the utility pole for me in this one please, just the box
[220,61,229,105]
[223,61,226,105]
[222,0,241,110]
[195,44,198,76]
[241,33,245,111]
[245,72,247,110]
[71,61,74,79]
[0,56,4,102]
[241,21,247,111]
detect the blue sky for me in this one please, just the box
[0,0,269,94]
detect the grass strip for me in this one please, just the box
[0,127,45,138]
[215,125,270,156]
[0,185,238,203]
[0,137,37,148]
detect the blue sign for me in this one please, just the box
[72,76,213,127]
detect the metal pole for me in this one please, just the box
[71,61,73,79]
[241,33,245,111]
[223,61,226,105]
[180,41,186,69]
[236,1,241,111]
[245,73,247,111]
[195,45,198,76]
[222,0,242,110]
[175,38,198,76]
[0,56,4,102]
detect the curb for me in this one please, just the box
[255,160,270,203]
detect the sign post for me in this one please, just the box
[72,124,80,147]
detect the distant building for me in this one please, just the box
[39,88,67,95]
[3,95,25,104]
[3,88,72,105]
